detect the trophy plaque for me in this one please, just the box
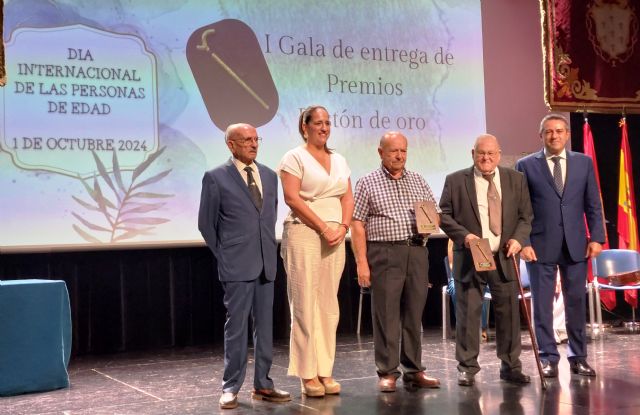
[414,201,438,235]
[470,238,496,271]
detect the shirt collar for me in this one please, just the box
[544,148,567,160]
[473,166,498,178]
[380,162,406,179]
[231,156,256,172]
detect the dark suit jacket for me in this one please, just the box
[515,150,605,263]
[198,159,278,282]
[439,166,533,282]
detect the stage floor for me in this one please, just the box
[3,329,640,414]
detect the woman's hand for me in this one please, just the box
[322,225,347,246]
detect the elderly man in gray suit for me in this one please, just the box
[198,123,290,409]
[439,134,533,387]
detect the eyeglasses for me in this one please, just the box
[475,151,499,158]
[232,136,262,145]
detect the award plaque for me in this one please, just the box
[470,238,496,271]
[414,201,438,235]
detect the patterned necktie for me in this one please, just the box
[244,166,262,209]
[483,173,501,236]
[551,156,564,194]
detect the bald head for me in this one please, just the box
[225,123,259,165]
[378,131,408,178]
[473,134,500,151]
[225,123,253,142]
[379,131,407,149]
[472,134,501,174]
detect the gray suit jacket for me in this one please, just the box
[439,166,532,282]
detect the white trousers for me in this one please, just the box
[281,222,345,379]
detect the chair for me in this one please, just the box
[357,286,370,335]
[442,257,493,339]
[591,249,640,334]
[442,257,454,339]
[442,257,533,340]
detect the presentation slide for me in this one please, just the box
[0,0,485,251]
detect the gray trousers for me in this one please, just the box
[455,264,522,375]
[367,243,429,377]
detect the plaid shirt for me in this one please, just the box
[353,164,438,241]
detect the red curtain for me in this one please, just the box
[541,0,640,112]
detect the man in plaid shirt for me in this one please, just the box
[351,131,440,392]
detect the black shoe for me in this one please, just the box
[570,359,596,377]
[541,361,558,378]
[458,371,475,386]
[500,370,531,384]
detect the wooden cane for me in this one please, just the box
[511,255,548,390]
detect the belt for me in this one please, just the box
[369,236,428,247]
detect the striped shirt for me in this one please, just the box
[353,164,438,241]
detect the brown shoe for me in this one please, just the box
[378,375,397,392]
[319,376,341,395]
[251,388,291,402]
[402,371,441,389]
[219,392,238,409]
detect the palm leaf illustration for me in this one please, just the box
[72,147,174,243]
[112,150,127,195]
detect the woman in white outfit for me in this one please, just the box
[278,105,354,397]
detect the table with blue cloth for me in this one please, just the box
[0,279,72,396]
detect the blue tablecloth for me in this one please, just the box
[0,279,72,396]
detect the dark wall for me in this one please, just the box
[0,238,449,356]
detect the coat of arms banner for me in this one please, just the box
[542,0,640,113]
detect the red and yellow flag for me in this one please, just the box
[617,117,639,308]
[584,118,615,310]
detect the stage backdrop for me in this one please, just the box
[0,0,486,252]
[542,0,640,113]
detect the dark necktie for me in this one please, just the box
[551,156,564,194]
[244,166,262,209]
[483,173,501,236]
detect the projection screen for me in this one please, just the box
[0,0,485,252]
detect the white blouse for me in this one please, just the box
[278,145,351,223]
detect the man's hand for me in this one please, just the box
[504,239,522,258]
[585,241,603,259]
[520,246,537,262]
[357,261,371,288]
[464,233,480,248]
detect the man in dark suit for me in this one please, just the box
[440,134,533,386]
[198,123,290,409]
[516,114,605,378]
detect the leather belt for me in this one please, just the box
[369,236,428,247]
